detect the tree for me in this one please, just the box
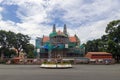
[0,30,32,58]
[14,33,30,56]
[84,20,120,62]
[86,39,101,52]
[105,20,120,62]
[0,30,8,48]
[24,44,35,58]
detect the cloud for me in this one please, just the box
[0,0,120,45]
[0,7,3,19]
[0,7,3,11]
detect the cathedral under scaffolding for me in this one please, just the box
[35,24,85,59]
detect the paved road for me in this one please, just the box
[0,64,120,80]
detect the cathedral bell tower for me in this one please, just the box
[63,24,67,34]
[53,24,56,32]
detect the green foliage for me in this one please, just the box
[27,51,34,58]
[86,39,100,52]
[106,20,120,62]
[25,44,34,58]
[0,30,33,58]
[86,20,120,62]
[0,47,17,58]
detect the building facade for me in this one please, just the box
[85,52,114,64]
[35,24,84,58]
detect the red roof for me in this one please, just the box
[43,36,49,42]
[85,52,112,59]
[69,36,77,42]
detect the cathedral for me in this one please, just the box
[35,24,84,58]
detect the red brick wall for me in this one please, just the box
[91,54,112,59]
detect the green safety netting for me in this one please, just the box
[74,49,81,53]
[49,32,68,37]
[57,33,68,37]
[42,41,84,52]
[68,42,76,48]
[43,42,52,51]
[49,32,57,37]
[79,44,85,49]
[43,42,65,51]
[56,44,65,50]
[41,42,84,54]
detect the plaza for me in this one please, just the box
[0,64,120,80]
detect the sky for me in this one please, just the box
[0,0,120,45]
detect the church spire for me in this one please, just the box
[53,24,56,32]
[63,24,67,34]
